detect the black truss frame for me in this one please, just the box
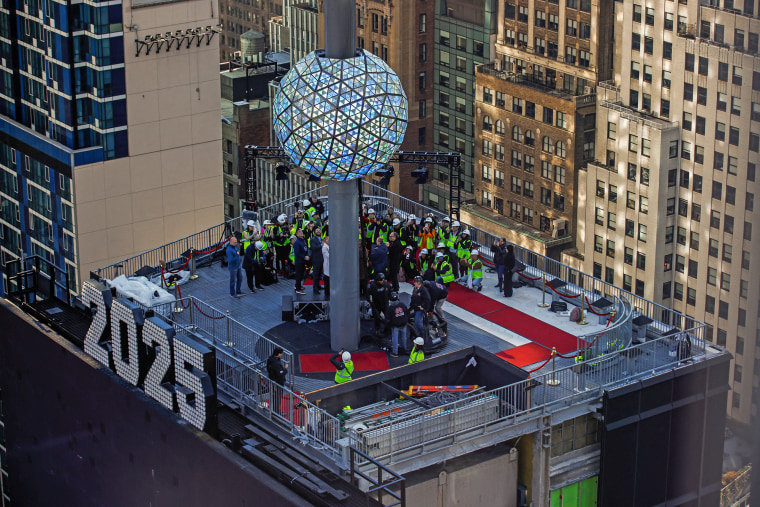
[243,146,462,219]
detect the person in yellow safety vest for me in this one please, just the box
[417,248,432,279]
[288,235,296,264]
[456,229,473,278]
[436,217,452,248]
[242,220,257,251]
[273,214,291,275]
[391,218,403,245]
[303,199,318,223]
[290,209,307,236]
[409,337,425,364]
[433,251,455,285]
[467,249,483,292]
[321,217,328,239]
[262,220,275,249]
[418,218,436,250]
[330,350,354,383]
[400,215,418,249]
[370,215,389,244]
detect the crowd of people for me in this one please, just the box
[243,197,522,386]
[225,196,492,303]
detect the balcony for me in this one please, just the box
[476,64,596,105]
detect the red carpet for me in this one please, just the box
[446,283,581,354]
[496,343,552,368]
[299,352,389,373]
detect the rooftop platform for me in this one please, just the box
[69,181,725,476]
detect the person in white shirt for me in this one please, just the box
[322,236,330,299]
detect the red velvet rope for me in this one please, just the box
[518,271,542,281]
[481,256,495,266]
[195,239,230,255]
[584,295,612,316]
[175,283,190,309]
[165,255,191,274]
[547,282,581,298]
[192,299,226,319]
[527,354,554,373]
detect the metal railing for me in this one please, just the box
[147,296,296,390]
[349,446,406,506]
[4,255,72,306]
[93,180,707,351]
[214,347,342,458]
[348,326,711,463]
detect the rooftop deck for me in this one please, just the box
[66,181,725,474]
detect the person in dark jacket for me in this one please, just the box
[293,228,309,295]
[359,237,369,297]
[491,238,506,289]
[410,276,431,335]
[309,195,324,219]
[242,240,267,293]
[266,347,288,414]
[369,236,388,277]
[424,280,449,325]
[387,231,403,292]
[226,236,244,298]
[401,245,419,281]
[385,291,409,356]
[368,273,391,336]
[400,215,419,249]
[503,244,516,297]
[309,227,324,295]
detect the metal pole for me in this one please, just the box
[324,0,356,60]
[324,0,360,351]
[189,248,199,280]
[329,180,361,350]
[226,309,234,346]
[547,348,560,386]
[578,291,588,325]
[538,274,549,307]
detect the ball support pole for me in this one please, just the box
[326,0,361,351]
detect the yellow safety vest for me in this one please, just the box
[409,347,425,364]
[335,360,354,383]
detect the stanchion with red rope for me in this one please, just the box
[195,239,230,256]
[546,282,581,299]
[164,255,191,274]
[192,299,226,320]
[518,271,542,281]
[526,354,554,374]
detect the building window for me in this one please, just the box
[419,13,426,33]
[638,224,647,242]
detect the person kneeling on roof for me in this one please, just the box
[330,350,354,383]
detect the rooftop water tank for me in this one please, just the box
[240,29,265,63]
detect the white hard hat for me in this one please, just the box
[442,216,451,222]
[392,218,401,226]
[263,220,271,225]
[462,229,470,235]
[278,214,287,224]
[342,351,351,362]
[290,234,297,240]
[405,245,413,250]
[471,249,479,256]
[436,252,444,258]
[408,214,416,221]
[452,221,460,227]
[255,241,263,250]
[368,208,375,214]
[421,248,429,254]
[303,199,310,207]
[437,242,446,248]
[425,217,433,223]
[414,337,425,346]
[247,220,255,227]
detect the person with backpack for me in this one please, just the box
[385,292,409,357]
[330,350,354,383]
